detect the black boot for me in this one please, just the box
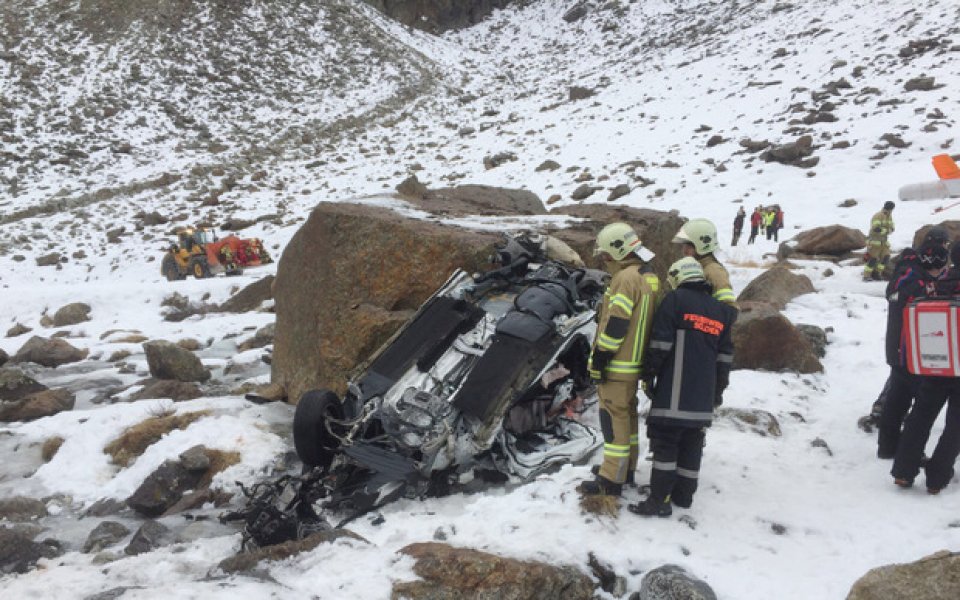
[577,476,622,497]
[627,496,672,518]
[591,464,635,485]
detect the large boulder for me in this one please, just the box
[52,302,92,327]
[0,388,75,422]
[129,379,202,402]
[0,368,47,402]
[12,336,88,368]
[271,202,684,402]
[0,496,48,522]
[410,184,546,217]
[393,542,595,600]
[847,550,960,600]
[272,202,502,401]
[732,303,823,373]
[782,225,866,257]
[82,521,131,553]
[142,340,209,382]
[737,266,816,310]
[639,564,718,600]
[218,275,274,313]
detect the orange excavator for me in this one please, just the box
[161,226,273,281]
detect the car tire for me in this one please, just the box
[294,389,345,469]
[190,257,212,279]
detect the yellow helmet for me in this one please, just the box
[595,222,646,261]
[672,218,719,255]
[667,257,706,289]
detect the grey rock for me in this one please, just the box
[904,76,939,92]
[124,520,170,555]
[0,496,48,521]
[129,379,202,402]
[238,323,275,351]
[716,407,783,437]
[607,184,631,202]
[83,521,131,553]
[0,526,63,574]
[0,388,75,422]
[179,445,211,472]
[569,86,595,101]
[217,275,274,313]
[848,550,960,600]
[483,151,518,169]
[535,160,561,172]
[52,302,91,327]
[84,498,127,518]
[563,2,591,23]
[6,323,32,338]
[126,459,206,517]
[396,175,429,200]
[0,348,6,367]
[737,266,816,309]
[84,587,144,600]
[0,368,46,402]
[571,184,600,200]
[36,253,62,267]
[12,336,88,368]
[639,564,718,600]
[142,340,209,382]
[796,324,828,358]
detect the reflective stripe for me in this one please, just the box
[609,293,635,311]
[650,340,673,351]
[718,353,733,363]
[631,290,652,367]
[604,443,630,458]
[649,407,714,420]
[713,288,736,303]
[677,467,699,479]
[629,434,639,445]
[608,362,640,374]
[670,330,686,412]
[598,332,624,350]
[652,460,677,471]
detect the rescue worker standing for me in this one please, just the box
[579,223,660,496]
[763,209,776,240]
[628,257,736,517]
[672,218,738,308]
[864,201,896,281]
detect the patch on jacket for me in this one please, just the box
[683,313,724,336]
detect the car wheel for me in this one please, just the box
[190,257,211,279]
[294,389,345,469]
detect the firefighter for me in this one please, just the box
[864,201,895,281]
[628,257,736,517]
[877,241,948,459]
[672,218,738,308]
[578,223,661,496]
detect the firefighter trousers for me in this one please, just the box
[647,424,706,508]
[892,378,960,489]
[597,379,640,484]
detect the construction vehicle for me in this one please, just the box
[161,226,273,281]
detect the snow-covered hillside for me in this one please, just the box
[1,0,959,598]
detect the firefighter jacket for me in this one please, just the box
[762,211,775,229]
[868,209,894,245]
[699,255,737,308]
[589,256,661,382]
[885,254,940,367]
[643,281,737,427]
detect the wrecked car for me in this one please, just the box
[225,234,607,548]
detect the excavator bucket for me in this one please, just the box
[932,154,960,180]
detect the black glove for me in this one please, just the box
[589,350,613,383]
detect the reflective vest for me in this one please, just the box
[868,210,894,246]
[591,258,661,381]
[699,255,738,308]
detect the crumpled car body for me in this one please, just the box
[225,237,607,548]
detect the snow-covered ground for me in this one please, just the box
[1,0,959,598]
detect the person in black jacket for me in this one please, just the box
[877,241,949,458]
[860,226,951,432]
[627,257,737,517]
[892,242,960,492]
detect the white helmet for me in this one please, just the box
[673,218,719,255]
[667,257,706,289]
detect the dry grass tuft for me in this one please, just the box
[41,436,65,462]
[198,449,242,488]
[104,410,211,467]
[579,494,620,517]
